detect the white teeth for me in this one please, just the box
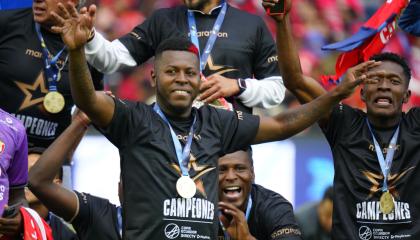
[225,187,240,191]
[174,90,188,94]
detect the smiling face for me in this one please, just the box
[152,50,200,117]
[361,61,410,125]
[218,151,254,211]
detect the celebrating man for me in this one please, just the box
[267,0,420,238]
[53,2,372,238]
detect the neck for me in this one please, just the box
[156,101,192,120]
[367,113,401,129]
[29,202,49,219]
[200,0,222,14]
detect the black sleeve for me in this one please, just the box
[252,17,280,79]
[118,8,184,65]
[263,200,303,240]
[216,109,259,154]
[71,192,111,233]
[98,98,148,150]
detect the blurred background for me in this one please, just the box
[72,0,420,209]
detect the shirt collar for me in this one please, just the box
[188,1,225,15]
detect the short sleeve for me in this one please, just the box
[263,200,302,240]
[98,98,147,150]
[217,109,259,154]
[8,127,28,188]
[252,17,280,79]
[118,8,184,65]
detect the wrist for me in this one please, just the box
[74,115,90,129]
[235,78,247,96]
[87,28,95,42]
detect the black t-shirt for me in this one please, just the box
[0,8,103,150]
[48,213,78,240]
[323,104,420,240]
[218,184,302,240]
[119,4,279,113]
[100,99,259,240]
[71,191,121,240]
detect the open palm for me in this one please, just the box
[51,3,96,50]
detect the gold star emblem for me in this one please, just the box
[171,153,216,198]
[14,71,48,111]
[362,166,415,199]
[204,55,238,76]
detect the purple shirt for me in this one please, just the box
[0,108,28,215]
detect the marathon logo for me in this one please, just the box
[163,198,214,220]
[12,114,58,137]
[188,31,228,38]
[356,201,411,221]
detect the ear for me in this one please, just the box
[403,90,411,104]
[53,178,62,185]
[151,70,157,88]
[360,87,366,103]
[251,167,255,183]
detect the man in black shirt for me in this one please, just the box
[271,0,420,238]
[54,4,369,237]
[26,152,78,240]
[0,0,102,151]
[28,110,121,240]
[218,150,302,240]
[82,0,284,113]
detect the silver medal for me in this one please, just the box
[176,176,196,199]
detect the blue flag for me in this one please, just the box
[0,0,32,10]
[399,0,420,36]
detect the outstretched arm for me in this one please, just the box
[28,111,90,221]
[253,61,377,144]
[52,2,114,127]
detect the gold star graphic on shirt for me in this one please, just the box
[14,71,48,111]
[362,166,415,199]
[204,55,237,76]
[171,153,216,198]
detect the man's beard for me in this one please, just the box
[184,0,208,11]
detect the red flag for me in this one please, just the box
[321,0,408,87]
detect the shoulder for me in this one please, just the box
[0,109,26,136]
[150,6,186,20]
[0,8,32,29]
[252,184,291,206]
[226,5,266,26]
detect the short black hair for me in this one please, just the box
[155,37,199,60]
[369,52,411,83]
[322,186,333,201]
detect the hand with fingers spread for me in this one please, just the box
[262,0,292,21]
[51,2,96,50]
[219,202,256,240]
[198,74,239,103]
[333,61,382,99]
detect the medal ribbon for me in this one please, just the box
[116,206,122,237]
[366,119,400,192]
[220,194,253,240]
[35,23,66,92]
[153,104,196,177]
[187,2,227,71]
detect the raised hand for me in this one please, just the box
[262,0,292,21]
[334,61,382,99]
[51,2,96,50]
